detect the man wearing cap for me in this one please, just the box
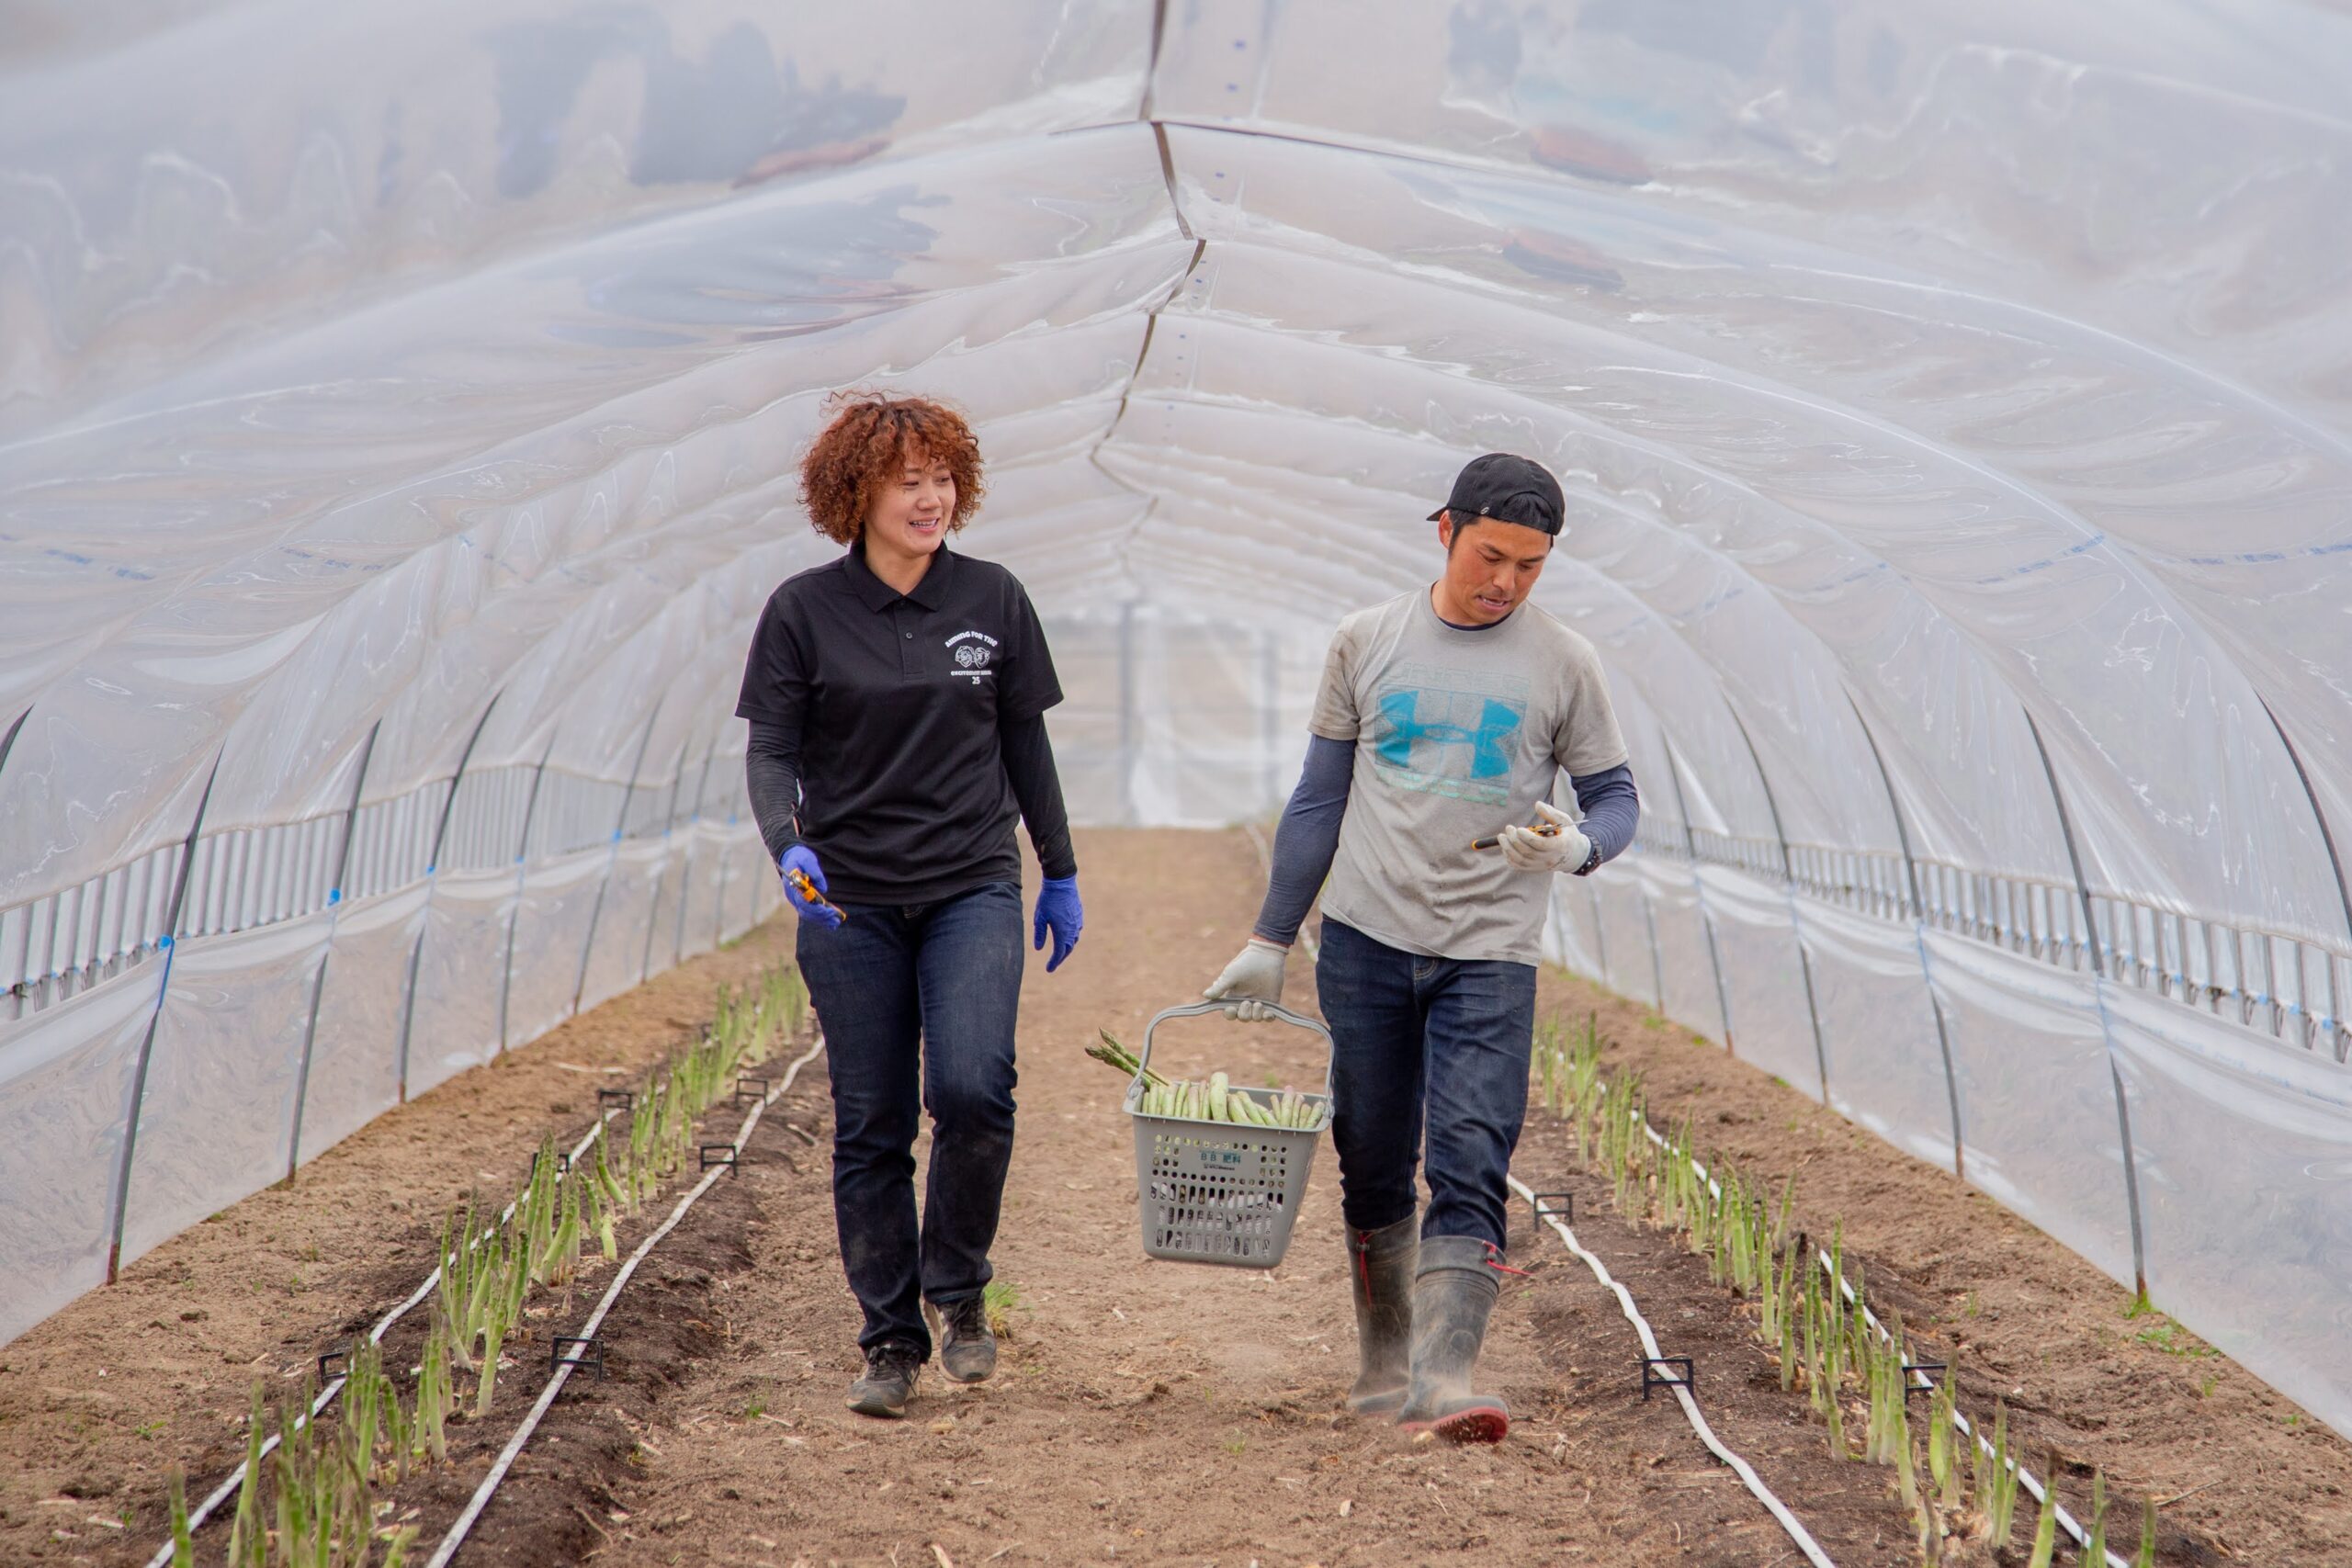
[1202,452,1640,1445]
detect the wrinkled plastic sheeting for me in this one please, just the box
[119,914,334,1268]
[673,822,774,964]
[1922,931,2137,1286]
[503,851,616,1052]
[403,873,517,1100]
[1633,857,1725,1046]
[579,840,674,1015]
[0,122,1188,906]
[0,976,152,1344]
[1694,865,1825,1107]
[1794,900,1958,1175]
[1543,881,1604,985]
[296,886,433,1169]
[2107,990,2352,1441]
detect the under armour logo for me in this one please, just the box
[1374,689,1521,780]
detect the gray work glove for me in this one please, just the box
[1500,800,1594,874]
[1204,937,1290,1021]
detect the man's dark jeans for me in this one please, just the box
[1315,917,1537,1252]
[795,880,1023,1357]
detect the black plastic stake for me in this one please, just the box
[699,1144,739,1173]
[318,1349,348,1383]
[597,1087,635,1115]
[1902,1361,1948,1399]
[1640,1356,1695,1402]
[1529,1191,1575,1225]
[734,1075,769,1107]
[551,1337,605,1379]
[529,1148,571,1178]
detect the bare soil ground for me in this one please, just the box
[4,828,2346,1567]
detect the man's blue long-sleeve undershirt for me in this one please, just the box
[1250,737,1641,947]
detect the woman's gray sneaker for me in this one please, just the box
[923,1294,998,1382]
[847,1340,922,1417]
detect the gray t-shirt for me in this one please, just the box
[1311,589,1629,964]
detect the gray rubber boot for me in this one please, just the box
[1344,1214,1418,1415]
[1395,1235,1508,1444]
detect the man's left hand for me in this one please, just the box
[1034,876,1084,973]
[1500,802,1592,874]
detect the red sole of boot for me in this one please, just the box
[1401,1404,1509,1445]
[1437,1405,1509,1444]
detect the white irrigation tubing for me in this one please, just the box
[423,1030,826,1568]
[1238,823,1833,1565]
[146,1024,820,1568]
[1505,1171,1839,1568]
[1623,1112,2128,1568]
[145,1079,643,1568]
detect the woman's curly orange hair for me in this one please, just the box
[797,390,986,545]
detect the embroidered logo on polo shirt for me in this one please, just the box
[946,628,999,682]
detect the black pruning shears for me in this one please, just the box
[1471,820,1564,852]
[785,866,847,923]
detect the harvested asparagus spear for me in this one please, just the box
[1088,1031,1322,1129]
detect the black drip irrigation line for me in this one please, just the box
[1237,822,1837,1567]
[141,1031,826,1568]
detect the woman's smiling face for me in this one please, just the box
[864,444,956,563]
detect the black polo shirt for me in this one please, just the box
[735,541,1063,905]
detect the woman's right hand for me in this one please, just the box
[779,845,844,930]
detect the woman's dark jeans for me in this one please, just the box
[795,880,1023,1357]
[1315,917,1537,1252]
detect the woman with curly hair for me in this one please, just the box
[736,390,1082,1418]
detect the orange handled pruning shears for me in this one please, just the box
[786,866,847,923]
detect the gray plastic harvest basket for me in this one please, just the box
[1123,999,1334,1269]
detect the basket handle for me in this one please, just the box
[1132,999,1336,1104]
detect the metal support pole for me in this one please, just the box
[0,705,28,788]
[1117,601,1139,826]
[639,726,695,986]
[1724,706,1833,1106]
[1259,628,1281,812]
[710,737,738,953]
[1657,735,1736,1054]
[496,734,559,1054]
[107,750,224,1281]
[2021,707,2149,1302]
[396,694,500,1103]
[1588,880,1609,983]
[1844,692,1967,1180]
[285,720,379,1179]
[572,703,663,1015]
[674,730,721,960]
[2258,697,2352,1059]
[1640,888,1667,1011]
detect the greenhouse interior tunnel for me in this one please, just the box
[4,0,2351,1456]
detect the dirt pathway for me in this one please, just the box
[590,831,1914,1568]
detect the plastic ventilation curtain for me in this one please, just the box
[1,0,2348,1437]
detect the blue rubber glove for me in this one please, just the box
[779,844,842,930]
[1033,875,1082,973]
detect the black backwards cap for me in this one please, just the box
[1427,452,1566,536]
